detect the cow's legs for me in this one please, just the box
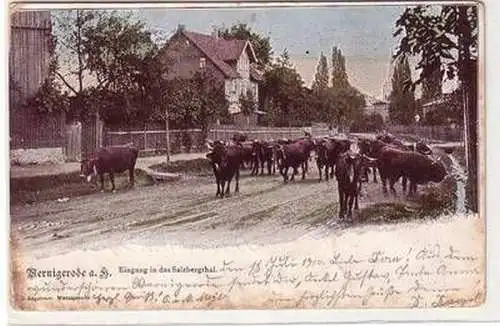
[379,168,388,194]
[215,179,221,197]
[225,177,232,196]
[347,194,354,219]
[389,176,398,196]
[99,174,105,192]
[337,186,344,219]
[302,162,307,180]
[290,166,296,182]
[408,180,417,196]
[219,180,226,198]
[129,168,135,188]
[109,173,116,192]
[317,161,323,182]
[235,169,240,194]
[354,190,359,210]
[282,165,289,182]
[373,167,378,183]
[402,176,408,193]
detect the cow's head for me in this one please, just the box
[206,141,229,169]
[80,158,98,183]
[429,157,447,182]
[416,141,433,155]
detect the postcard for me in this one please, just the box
[8,0,486,315]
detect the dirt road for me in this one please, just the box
[11,164,430,259]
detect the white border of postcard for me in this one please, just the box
[4,0,499,324]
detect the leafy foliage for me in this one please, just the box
[25,55,70,114]
[311,52,329,94]
[393,4,479,212]
[217,23,273,67]
[389,55,416,125]
[239,89,257,116]
[331,46,350,90]
[350,113,384,133]
[164,71,229,133]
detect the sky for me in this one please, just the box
[133,5,406,100]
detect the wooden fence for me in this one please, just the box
[104,127,330,153]
[387,125,464,142]
[105,129,206,154]
[65,122,82,162]
[104,124,463,155]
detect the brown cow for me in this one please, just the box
[80,144,139,193]
[334,152,376,219]
[369,140,447,196]
[316,137,351,182]
[279,136,316,182]
[206,141,244,198]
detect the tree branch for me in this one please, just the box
[55,72,78,95]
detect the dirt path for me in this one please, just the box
[12,164,422,259]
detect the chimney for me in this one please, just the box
[177,24,186,33]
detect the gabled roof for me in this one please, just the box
[250,63,264,82]
[167,28,261,79]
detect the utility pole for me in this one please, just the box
[165,106,171,164]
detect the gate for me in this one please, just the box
[65,122,82,162]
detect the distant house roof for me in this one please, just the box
[169,28,262,80]
[250,63,264,82]
[421,93,454,108]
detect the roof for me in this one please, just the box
[250,63,264,82]
[175,29,260,79]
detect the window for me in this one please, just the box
[199,57,206,69]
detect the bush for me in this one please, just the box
[350,113,384,132]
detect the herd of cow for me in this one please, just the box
[205,132,447,219]
[79,131,448,220]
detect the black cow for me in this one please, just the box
[80,144,139,192]
[206,141,244,198]
[251,139,276,176]
[316,138,351,182]
[335,152,375,219]
[232,132,247,143]
[279,137,316,182]
[238,140,255,171]
[368,140,447,196]
[415,140,433,155]
[358,138,379,183]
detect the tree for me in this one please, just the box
[259,49,308,126]
[327,46,366,128]
[312,52,329,94]
[394,4,479,212]
[165,71,229,140]
[388,55,416,125]
[331,46,350,90]
[53,10,159,121]
[421,57,443,102]
[25,33,70,114]
[239,89,257,126]
[217,23,273,67]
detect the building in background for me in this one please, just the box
[9,11,67,164]
[160,25,264,127]
[363,99,390,122]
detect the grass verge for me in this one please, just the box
[150,158,213,176]
[10,169,154,206]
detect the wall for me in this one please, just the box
[11,148,65,165]
[9,11,67,164]
[161,33,225,85]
